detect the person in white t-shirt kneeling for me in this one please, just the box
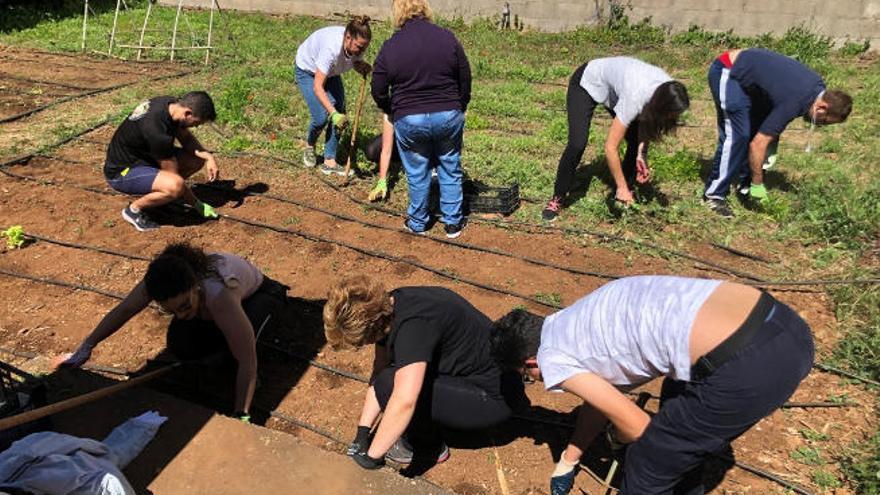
[294,16,373,176]
[491,275,814,495]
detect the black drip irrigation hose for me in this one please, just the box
[0,69,197,124]
[221,212,562,309]
[0,54,159,77]
[1,158,564,310]
[233,150,770,283]
[0,72,98,91]
[55,140,877,290]
[198,182,620,281]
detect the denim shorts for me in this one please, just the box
[106,162,159,195]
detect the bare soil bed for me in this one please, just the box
[0,46,184,120]
[0,50,876,494]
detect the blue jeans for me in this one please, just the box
[295,66,345,160]
[394,110,465,231]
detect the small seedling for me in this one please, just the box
[534,292,562,306]
[1,225,25,249]
[811,469,841,489]
[799,428,830,442]
[790,446,824,466]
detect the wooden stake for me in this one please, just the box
[493,447,512,495]
[136,0,153,61]
[81,0,89,53]
[343,74,369,183]
[204,0,216,65]
[0,363,178,432]
[170,0,183,62]
[108,0,122,55]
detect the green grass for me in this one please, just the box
[1,2,879,490]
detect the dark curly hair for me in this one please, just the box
[144,243,212,302]
[490,308,545,371]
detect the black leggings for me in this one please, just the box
[165,276,288,360]
[552,62,641,199]
[372,366,526,445]
[363,134,400,164]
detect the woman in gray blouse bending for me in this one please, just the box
[542,57,690,221]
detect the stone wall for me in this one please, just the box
[165,0,880,48]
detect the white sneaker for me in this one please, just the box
[302,147,317,168]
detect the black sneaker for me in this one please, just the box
[403,220,426,236]
[122,205,159,232]
[444,220,466,239]
[385,437,450,465]
[703,197,734,218]
[542,196,562,222]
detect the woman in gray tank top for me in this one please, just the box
[491,275,814,494]
[55,243,288,422]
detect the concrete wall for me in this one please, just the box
[167,0,880,48]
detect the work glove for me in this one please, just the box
[55,342,94,368]
[348,426,372,456]
[352,451,384,470]
[194,200,219,219]
[330,111,349,131]
[368,178,388,202]
[749,184,769,201]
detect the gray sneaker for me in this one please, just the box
[385,437,449,465]
[122,205,159,232]
[319,163,354,177]
[703,197,734,218]
[302,147,317,168]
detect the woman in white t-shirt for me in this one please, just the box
[542,57,690,221]
[492,275,814,494]
[56,243,288,422]
[294,16,373,176]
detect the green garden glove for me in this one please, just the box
[194,200,219,219]
[330,111,349,131]
[368,178,388,202]
[749,184,769,201]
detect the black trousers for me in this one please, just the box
[165,276,288,360]
[553,62,640,199]
[372,366,526,447]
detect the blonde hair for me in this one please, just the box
[323,275,393,348]
[392,0,433,28]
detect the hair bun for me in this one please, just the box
[354,15,371,25]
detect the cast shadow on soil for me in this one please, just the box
[30,294,327,493]
[564,157,670,216]
[697,156,795,194]
[191,180,270,208]
[436,401,734,491]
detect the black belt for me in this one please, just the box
[691,291,776,381]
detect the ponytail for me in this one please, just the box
[346,15,372,41]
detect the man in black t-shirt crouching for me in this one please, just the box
[104,91,220,232]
